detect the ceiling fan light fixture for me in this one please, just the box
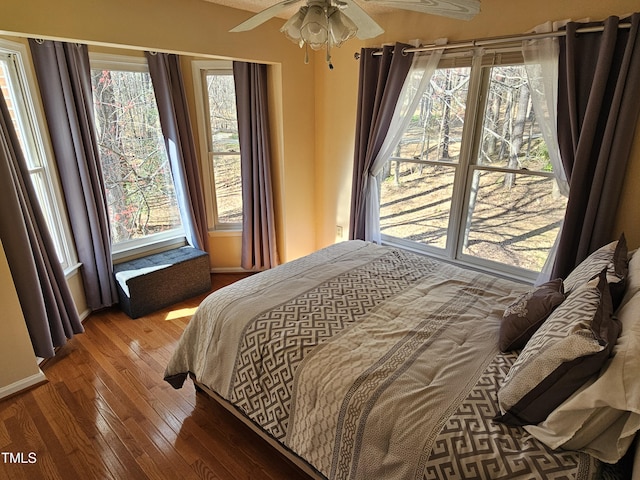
[327,7,358,47]
[280,6,308,45]
[300,4,329,50]
[268,0,381,67]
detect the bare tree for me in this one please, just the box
[505,81,530,188]
[438,69,453,160]
[91,68,180,243]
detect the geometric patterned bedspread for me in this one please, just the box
[423,352,599,479]
[164,240,603,480]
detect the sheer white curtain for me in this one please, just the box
[365,47,445,242]
[522,23,566,283]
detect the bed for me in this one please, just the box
[165,239,640,479]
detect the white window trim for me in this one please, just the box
[191,59,242,232]
[89,52,186,260]
[90,53,148,72]
[0,38,78,274]
[381,49,557,283]
[111,230,187,263]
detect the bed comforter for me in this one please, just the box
[165,240,601,479]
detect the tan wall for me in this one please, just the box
[0,240,42,396]
[314,0,640,249]
[615,136,640,246]
[66,269,89,319]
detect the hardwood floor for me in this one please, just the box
[0,274,314,480]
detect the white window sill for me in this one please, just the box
[380,237,534,285]
[112,235,187,264]
[208,229,242,238]
[63,262,83,279]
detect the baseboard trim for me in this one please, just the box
[211,267,251,273]
[0,369,47,401]
[78,308,91,322]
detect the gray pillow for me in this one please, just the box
[564,234,628,308]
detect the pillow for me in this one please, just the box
[564,233,628,308]
[524,288,640,463]
[496,269,620,426]
[499,279,566,352]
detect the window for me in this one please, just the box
[192,61,243,231]
[0,40,76,271]
[380,51,566,281]
[90,55,184,254]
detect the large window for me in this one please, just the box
[0,40,76,271]
[380,52,566,280]
[192,61,243,231]
[90,55,184,253]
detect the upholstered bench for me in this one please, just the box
[113,246,211,319]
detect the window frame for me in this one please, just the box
[89,53,187,261]
[380,48,562,283]
[0,38,78,273]
[191,59,243,233]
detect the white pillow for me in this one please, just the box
[524,288,640,463]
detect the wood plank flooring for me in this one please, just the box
[0,274,314,480]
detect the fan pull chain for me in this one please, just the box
[326,7,333,70]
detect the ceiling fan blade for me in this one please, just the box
[230,0,303,32]
[342,0,385,39]
[364,0,480,21]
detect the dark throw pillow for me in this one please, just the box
[499,279,566,352]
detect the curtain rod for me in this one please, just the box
[354,22,632,59]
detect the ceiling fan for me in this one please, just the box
[229,0,480,67]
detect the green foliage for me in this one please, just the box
[536,143,553,172]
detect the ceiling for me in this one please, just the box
[203,0,297,16]
[202,0,391,20]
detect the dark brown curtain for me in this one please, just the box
[29,39,117,310]
[145,52,209,253]
[349,43,414,240]
[0,90,83,358]
[233,62,279,270]
[553,14,640,278]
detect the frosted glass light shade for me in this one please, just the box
[328,7,357,47]
[300,4,328,50]
[280,2,360,58]
[280,6,307,45]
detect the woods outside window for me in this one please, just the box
[90,54,185,255]
[379,50,566,280]
[192,60,243,232]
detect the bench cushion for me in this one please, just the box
[113,246,211,318]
